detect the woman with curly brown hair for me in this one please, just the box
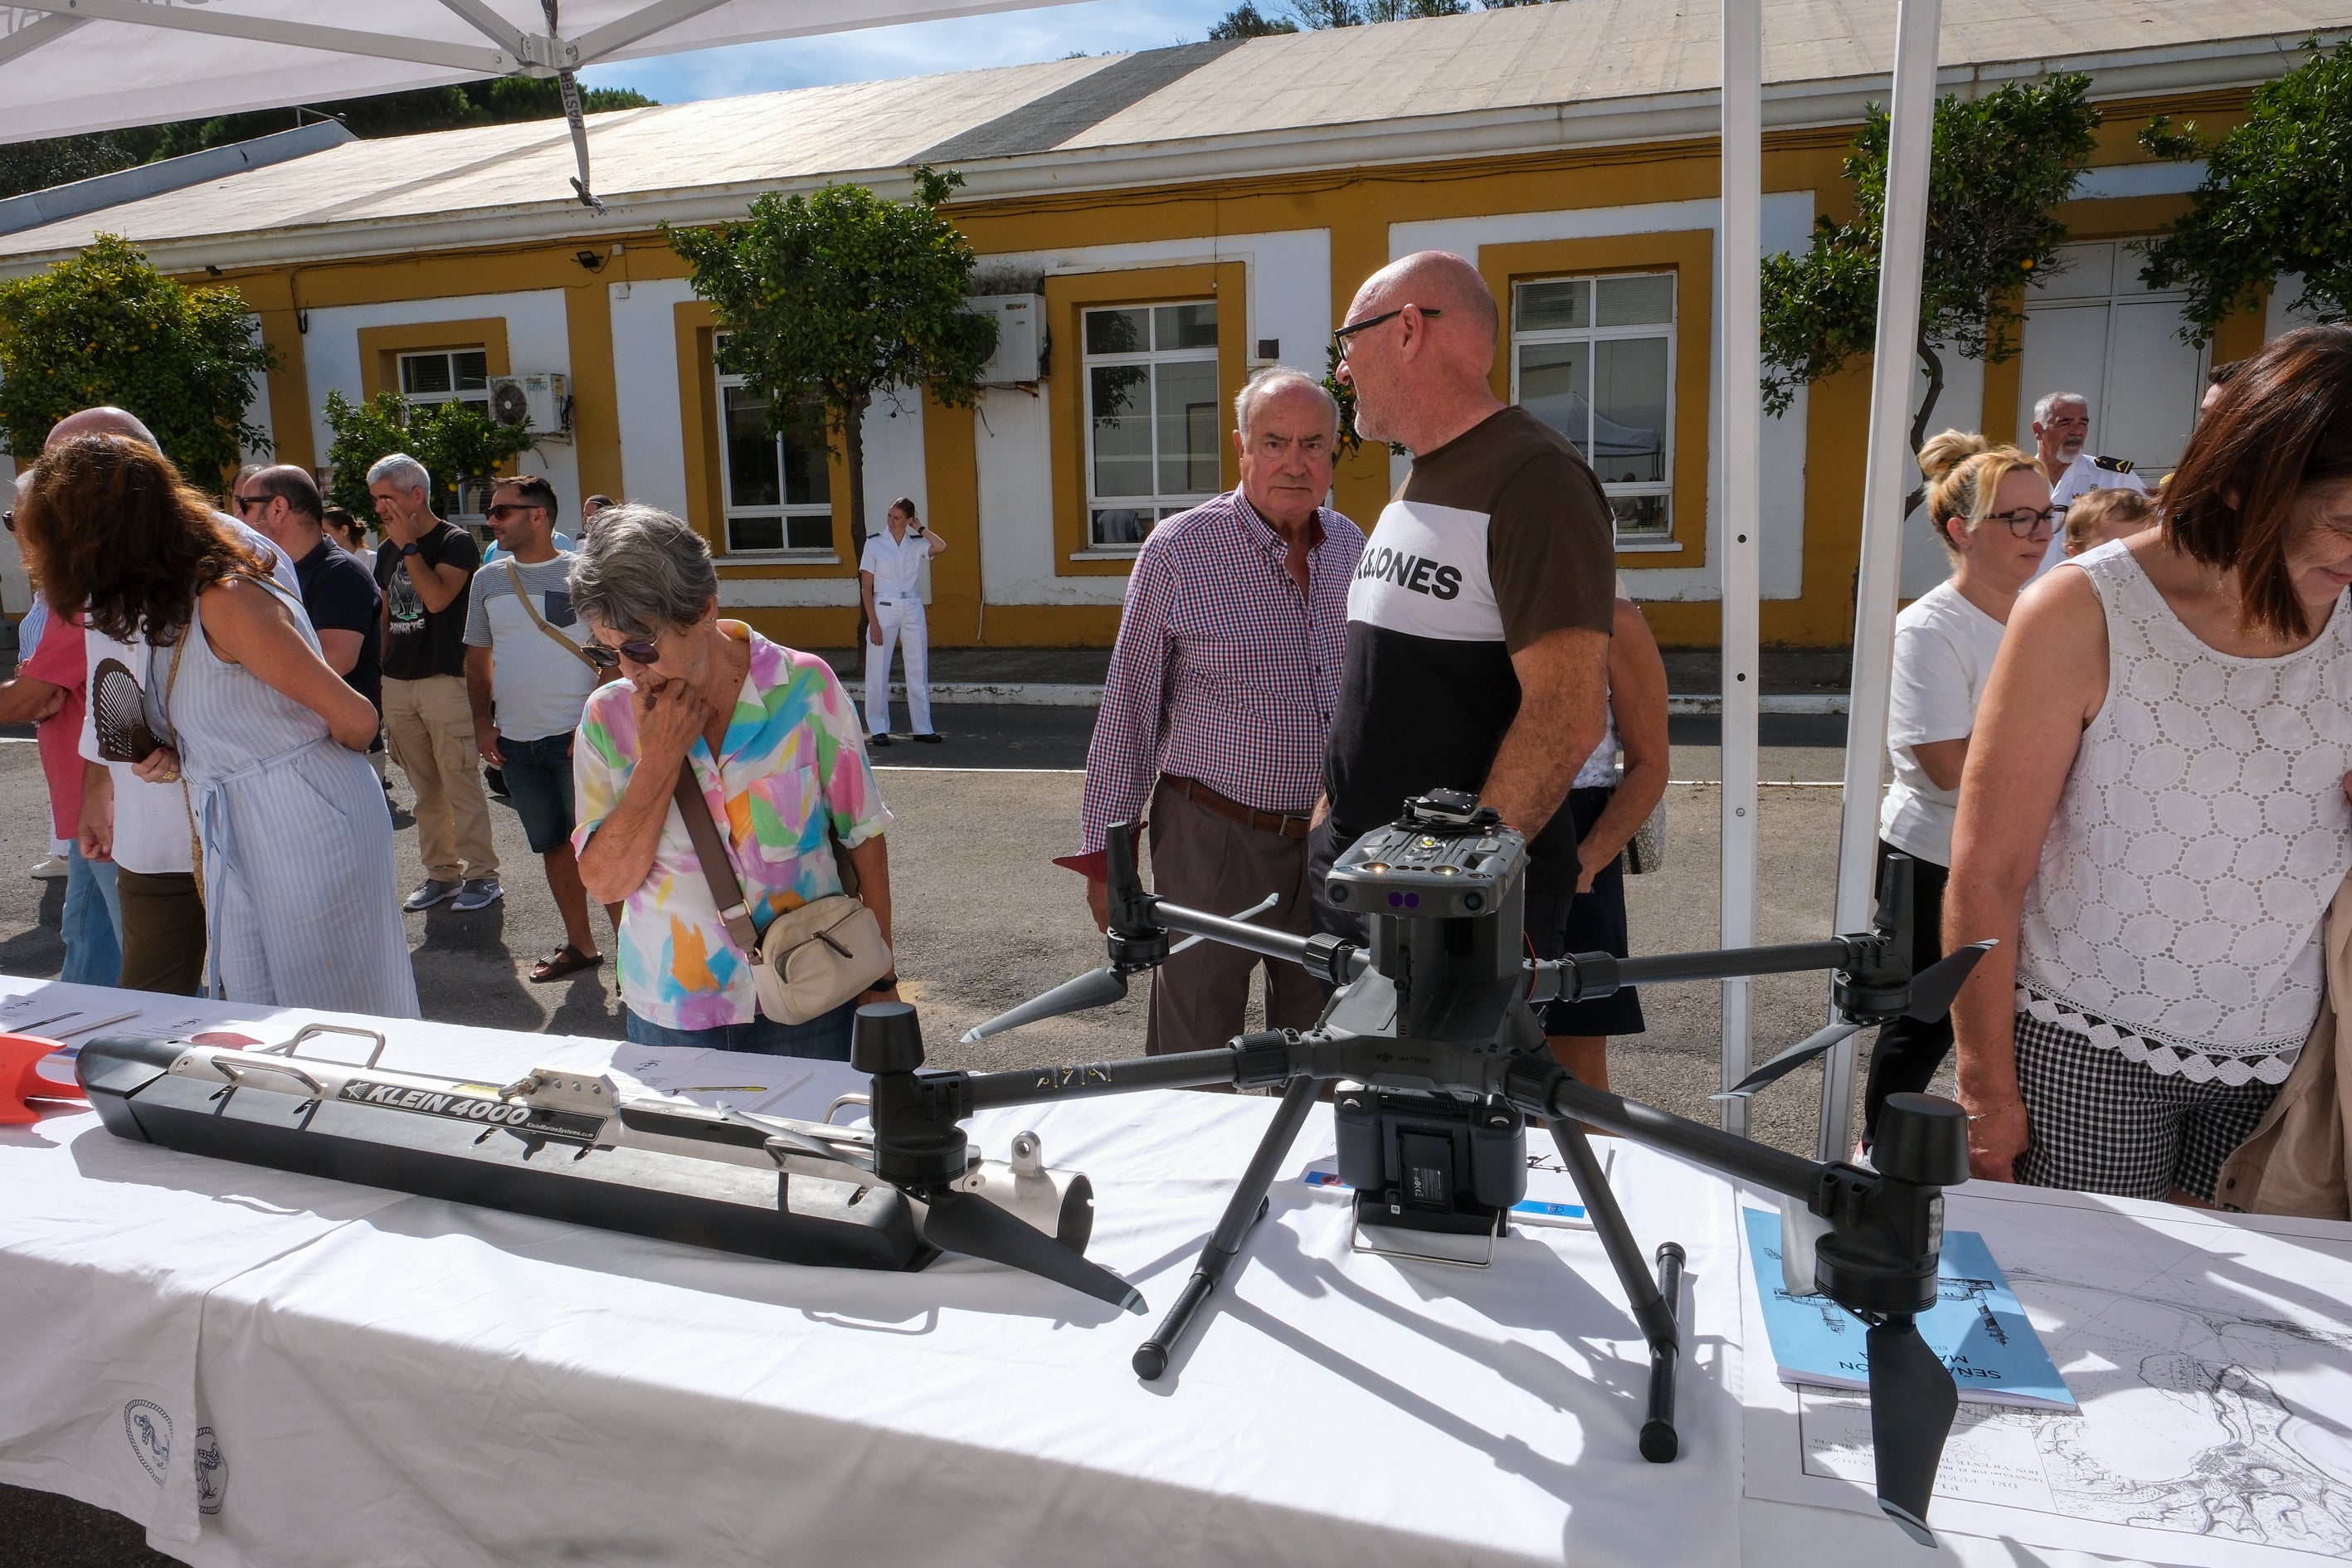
[16,435,417,1017]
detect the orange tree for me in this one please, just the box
[0,233,275,481]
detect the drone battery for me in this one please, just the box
[1334,1085,1527,1237]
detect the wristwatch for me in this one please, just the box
[400,541,422,558]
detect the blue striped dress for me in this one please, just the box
[165,578,420,1018]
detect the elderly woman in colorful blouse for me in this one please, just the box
[571,505,895,1058]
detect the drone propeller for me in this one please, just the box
[1712,940,1999,1101]
[918,1189,1146,1315]
[1712,1020,1863,1101]
[1867,1314,1959,1546]
[962,967,1129,1044]
[1903,939,1995,1024]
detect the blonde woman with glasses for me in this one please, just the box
[1865,434,2053,1148]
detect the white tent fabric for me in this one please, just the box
[0,2,1079,144]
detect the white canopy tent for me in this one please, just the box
[0,1,1084,207]
[0,0,1939,1158]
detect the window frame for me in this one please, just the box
[1079,299,1223,553]
[1507,271,1679,548]
[394,348,493,520]
[711,331,838,559]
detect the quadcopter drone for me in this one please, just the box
[77,791,1989,1546]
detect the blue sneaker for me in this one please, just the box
[451,877,504,912]
[402,878,459,913]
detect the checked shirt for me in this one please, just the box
[1080,488,1365,855]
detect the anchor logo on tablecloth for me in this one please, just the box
[122,1400,171,1485]
[194,1426,227,1515]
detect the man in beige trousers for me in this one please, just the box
[370,452,502,913]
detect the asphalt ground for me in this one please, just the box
[0,705,1907,1566]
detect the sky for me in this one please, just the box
[579,2,1239,105]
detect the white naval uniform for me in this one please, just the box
[861,524,934,737]
[2031,452,2150,579]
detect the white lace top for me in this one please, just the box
[2016,542,2352,1085]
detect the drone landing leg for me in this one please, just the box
[1132,1075,1322,1381]
[1546,1116,1684,1462]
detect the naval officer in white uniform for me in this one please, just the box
[859,496,948,746]
[2025,390,2149,579]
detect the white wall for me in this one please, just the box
[301,289,581,511]
[607,275,696,519]
[1390,193,1817,603]
[971,228,1334,606]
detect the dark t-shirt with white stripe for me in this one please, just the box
[1324,405,1617,891]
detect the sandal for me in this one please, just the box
[529,944,604,984]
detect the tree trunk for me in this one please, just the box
[1902,336,1947,520]
[842,388,872,670]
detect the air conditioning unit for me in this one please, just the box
[488,372,571,440]
[968,294,1048,386]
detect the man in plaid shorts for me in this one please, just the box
[1072,368,1365,1056]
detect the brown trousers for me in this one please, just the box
[117,868,206,996]
[1143,777,1326,1057]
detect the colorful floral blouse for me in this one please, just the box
[572,624,890,1030]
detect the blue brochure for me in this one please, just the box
[1743,1206,2076,1410]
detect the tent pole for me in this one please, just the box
[1717,0,1762,1137]
[1818,0,1941,1161]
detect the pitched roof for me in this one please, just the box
[0,0,2340,272]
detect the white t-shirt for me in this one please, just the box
[2031,453,2150,578]
[78,518,301,875]
[1878,579,2007,867]
[460,553,597,743]
[859,526,931,603]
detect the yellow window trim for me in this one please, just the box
[1046,261,1248,577]
[356,318,511,402]
[1477,231,1712,573]
[674,299,852,578]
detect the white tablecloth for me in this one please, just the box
[8,974,2350,1568]
[1,977,1747,1568]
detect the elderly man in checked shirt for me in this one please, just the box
[1071,368,1366,1057]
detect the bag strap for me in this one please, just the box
[670,760,758,953]
[504,559,601,671]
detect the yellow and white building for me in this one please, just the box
[0,0,2341,647]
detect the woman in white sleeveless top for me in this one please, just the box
[1949,325,2352,1204]
[16,435,419,1019]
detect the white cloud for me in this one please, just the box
[582,1,1234,105]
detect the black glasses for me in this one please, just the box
[232,492,271,513]
[2,509,12,533]
[485,502,544,521]
[1988,506,2060,538]
[582,636,662,670]
[1332,305,1440,363]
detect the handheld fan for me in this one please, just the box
[90,658,160,764]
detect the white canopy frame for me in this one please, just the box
[0,0,1079,200]
[1714,0,1940,1151]
[1812,0,1944,1160]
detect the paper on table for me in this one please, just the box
[1742,1207,2073,1409]
[1741,1185,2352,1568]
[1296,1144,1612,1229]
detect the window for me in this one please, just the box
[1510,274,1676,543]
[1082,301,1220,548]
[713,334,834,554]
[397,348,492,519]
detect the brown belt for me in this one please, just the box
[1163,775,1312,840]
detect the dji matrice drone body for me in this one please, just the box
[77,791,1989,1546]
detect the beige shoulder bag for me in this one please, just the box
[669,764,891,1025]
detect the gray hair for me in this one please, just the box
[2033,391,2089,426]
[367,452,431,494]
[569,504,718,636]
[1233,368,1339,441]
